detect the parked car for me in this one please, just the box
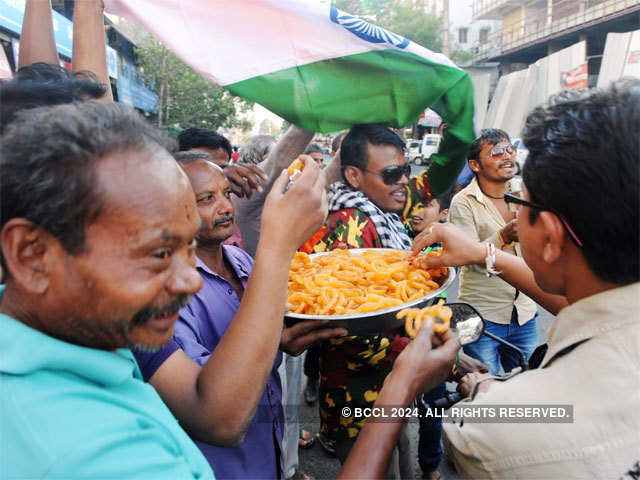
[406,140,422,164]
[414,134,441,166]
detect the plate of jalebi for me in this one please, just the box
[285,248,455,335]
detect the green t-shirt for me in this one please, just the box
[0,286,213,479]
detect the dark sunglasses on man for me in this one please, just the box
[363,163,411,185]
[504,192,583,247]
[490,144,516,159]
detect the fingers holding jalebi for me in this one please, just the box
[397,299,452,339]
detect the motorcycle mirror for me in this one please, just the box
[445,302,485,345]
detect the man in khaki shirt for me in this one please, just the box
[410,80,640,479]
[450,129,538,375]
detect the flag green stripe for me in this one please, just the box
[227,49,475,194]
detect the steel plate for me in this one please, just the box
[285,248,456,335]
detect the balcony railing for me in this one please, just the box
[473,0,524,20]
[472,0,639,63]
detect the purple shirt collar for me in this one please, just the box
[133,244,283,478]
[195,245,251,284]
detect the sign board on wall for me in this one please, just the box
[418,108,442,128]
[560,63,588,90]
[484,41,586,138]
[116,76,158,112]
[0,0,73,58]
[106,45,119,78]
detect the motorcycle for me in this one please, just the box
[426,302,529,409]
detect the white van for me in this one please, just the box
[415,134,441,166]
[406,140,422,164]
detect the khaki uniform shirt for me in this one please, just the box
[443,282,640,479]
[450,178,537,325]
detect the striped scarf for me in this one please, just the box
[327,182,412,250]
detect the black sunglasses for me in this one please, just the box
[504,193,583,248]
[363,163,411,185]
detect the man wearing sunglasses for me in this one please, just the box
[411,80,639,479]
[307,124,484,478]
[449,129,539,376]
[306,124,415,477]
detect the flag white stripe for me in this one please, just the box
[104,0,458,86]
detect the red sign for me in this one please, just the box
[560,63,588,91]
[418,108,442,127]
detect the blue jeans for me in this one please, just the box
[463,308,538,376]
[417,382,446,474]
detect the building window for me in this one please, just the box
[479,27,490,44]
[458,27,469,44]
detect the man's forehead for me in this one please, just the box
[482,138,509,150]
[95,148,196,225]
[182,160,228,190]
[367,142,404,165]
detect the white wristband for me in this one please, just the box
[485,242,500,277]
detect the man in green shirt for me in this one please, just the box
[0,101,328,479]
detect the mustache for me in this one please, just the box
[214,214,234,226]
[130,294,193,327]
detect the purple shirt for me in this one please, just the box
[134,245,283,479]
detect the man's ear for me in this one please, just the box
[1,219,53,294]
[343,166,362,189]
[538,211,565,264]
[439,208,449,221]
[469,159,480,173]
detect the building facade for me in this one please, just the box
[471,0,640,77]
[0,0,158,114]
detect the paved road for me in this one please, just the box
[296,164,555,479]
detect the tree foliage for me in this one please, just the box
[135,37,252,133]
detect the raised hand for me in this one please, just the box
[412,222,485,269]
[224,163,267,198]
[260,155,327,255]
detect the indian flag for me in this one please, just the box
[104,0,475,193]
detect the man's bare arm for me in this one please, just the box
[234,124,314,256]
[412,223,568,315]
[339,323,460,479]
[261,124,314,182]
[18,0,58,68]
[323,149,343,188]
[148,159,336,446]
[72,0,113,101]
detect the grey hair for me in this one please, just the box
[0,101,174,272]
[304,142,323,154]
[173,150,224,173]
[238,135,276,165]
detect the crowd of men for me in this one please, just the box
[0,1,638,480]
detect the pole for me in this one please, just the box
[442,0,449,57]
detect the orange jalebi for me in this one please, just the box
[397,299,452,338]
[287,249,448,315]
